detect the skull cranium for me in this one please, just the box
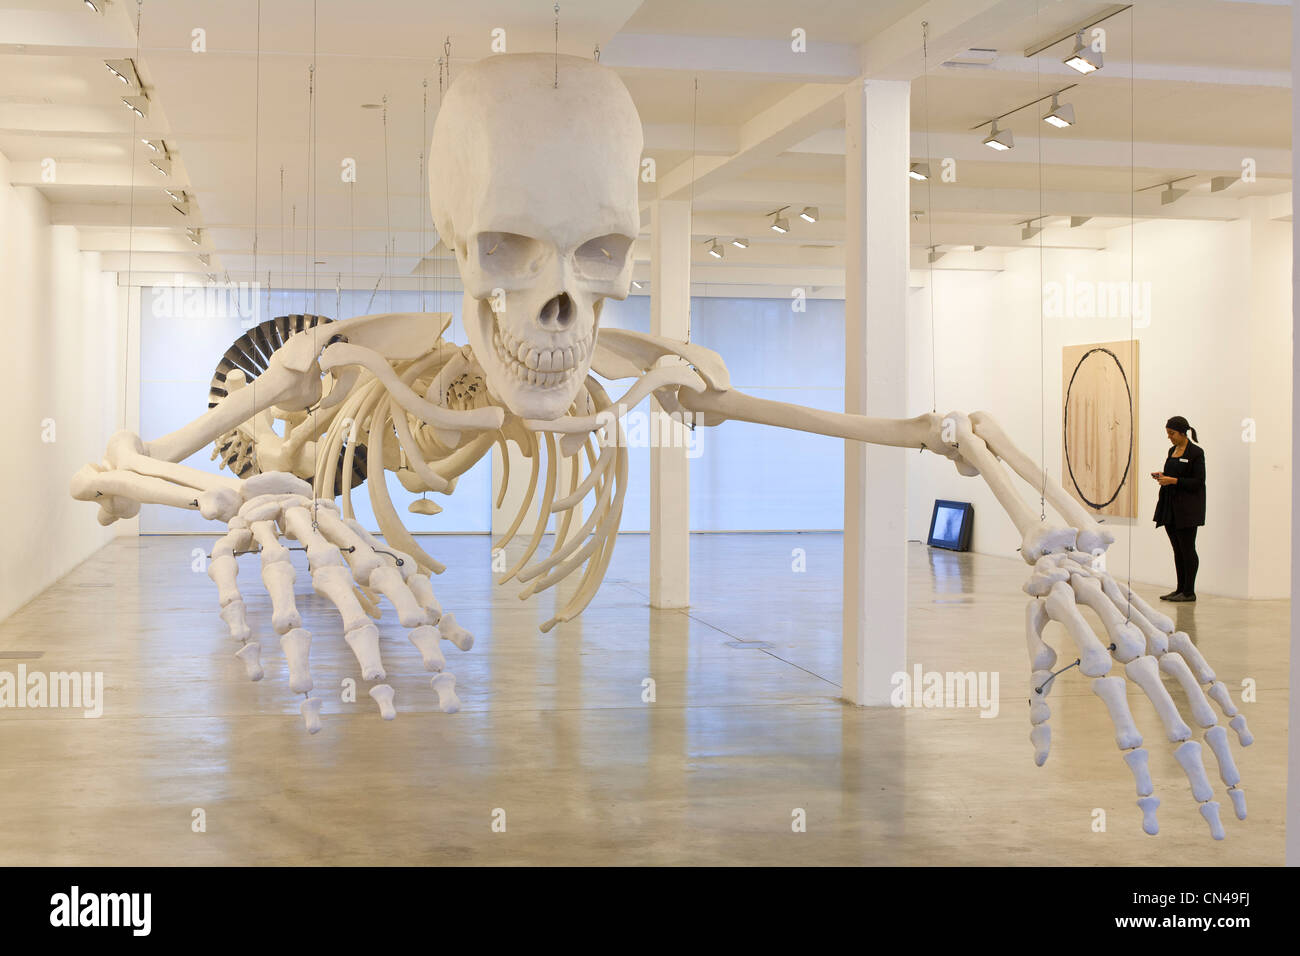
[428,53,643,421]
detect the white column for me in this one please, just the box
[1286,4,1299,868]
[842,78,909,705]
[649,199,691,608]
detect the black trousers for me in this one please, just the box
[1165,525,1199,596]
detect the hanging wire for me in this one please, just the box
[310,0,319,530]
[279,165,285,315]
[251,0,261,452]
[382,94,392,314]
[421,77,428,314]
[553,3,560,88]
[122,0,144,430]
[1035,3,1047,523]
[1126,8,1136,619]
[921,20,936,414]
[686,76,699,344]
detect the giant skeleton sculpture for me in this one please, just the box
[71,54,1251,839]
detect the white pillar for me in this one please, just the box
[1286,3,1299,868]
[649,199,691,608]
[842,78,909,705]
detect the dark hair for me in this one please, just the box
[1166,415,1198,443]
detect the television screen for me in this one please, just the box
[927,500,973,551]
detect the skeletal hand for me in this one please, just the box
[71,435,471,733]
[1024,549,1252,839]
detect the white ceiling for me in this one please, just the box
[1,0,1292,297]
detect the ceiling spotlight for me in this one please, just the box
[631,280,643,289]
[141,138,160,152]
[1064,32,1102,74]
[909,162,930,181]
[1043,93,1075,128]
[1069,215,1092,228]
[122,95,149,119]
[84,0,101,12]
[1160,183,1187,206]
[770,214,789,233]
[982,120,1014,151]
[1210,176,1236,193]
[731,237,749,249]
[105,60,134,85]
[1021,219,1043,240]
[707,238,724,259]
[799,206,818,223]
[171,192,191,216]
[186,228,201,246]
[164,187,183,202]
[927,245,946,264]
[149,156,171,176]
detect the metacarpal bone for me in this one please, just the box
[406,575,443,625]
[369,565,427,627]
[312,565,370,633]
[1167,632,1215,683]
[1158,653,1218,728]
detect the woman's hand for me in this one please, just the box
[1151,472,1177,486]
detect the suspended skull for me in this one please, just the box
[429,53,643,421]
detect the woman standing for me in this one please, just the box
[1151,415,1205,602]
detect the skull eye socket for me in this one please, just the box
[574,233,633,281]
[475,232,545,276]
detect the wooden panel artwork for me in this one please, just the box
[1061,340,1139,519]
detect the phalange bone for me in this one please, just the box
[1091,677,1143,750]
[279,628,314,694]
[312,565,370,634]
[438,612,474,651]
[344,623,386,681]
[369,683,397,720]
[1124,748,1154,797]
[243,472,314,498]
[1199,801,1226,841]
[1167,632,1215,683]
[1029,669,1055,725]
[1124,655,1191,742]
[211,526,252,560]
[1029,724,1051,766]
[1042,581,1111,677]
[1203,725,1241,787]
[300,696,323,735]
[1158,653,1218,728]
[1137,796,1161,835]
[219,599,251,641]
[261,560,302,634]
[1173,739,1215,803]
[406,575,443,624]
[234,642,263,681]
[431,672,460,713]
[408,624,446,671]
[313,507,384,581]
[1205,680,1239,718]
[207,554,242,608]
[1229,713,1253,747]
[368,565,427,627]
[1227,787,1247,821]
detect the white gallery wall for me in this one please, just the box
[907,206,1293,599]
[0,150,124,622]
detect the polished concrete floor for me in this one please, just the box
[0,532,1288,865]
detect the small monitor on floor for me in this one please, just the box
[927,500,973,552]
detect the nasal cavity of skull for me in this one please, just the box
[537,292,574,331]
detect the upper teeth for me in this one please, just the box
[493,326,592,389]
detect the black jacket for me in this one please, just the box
[1153,441,1206,529]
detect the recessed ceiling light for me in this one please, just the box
[1043,93,1075,128]
[731,237,748,249]
[799,206,818,223]
[1064,32,1102,74]
[982,120,1013,151]
[909,162,930,181]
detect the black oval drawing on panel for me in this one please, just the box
[1062,346,1133,511]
